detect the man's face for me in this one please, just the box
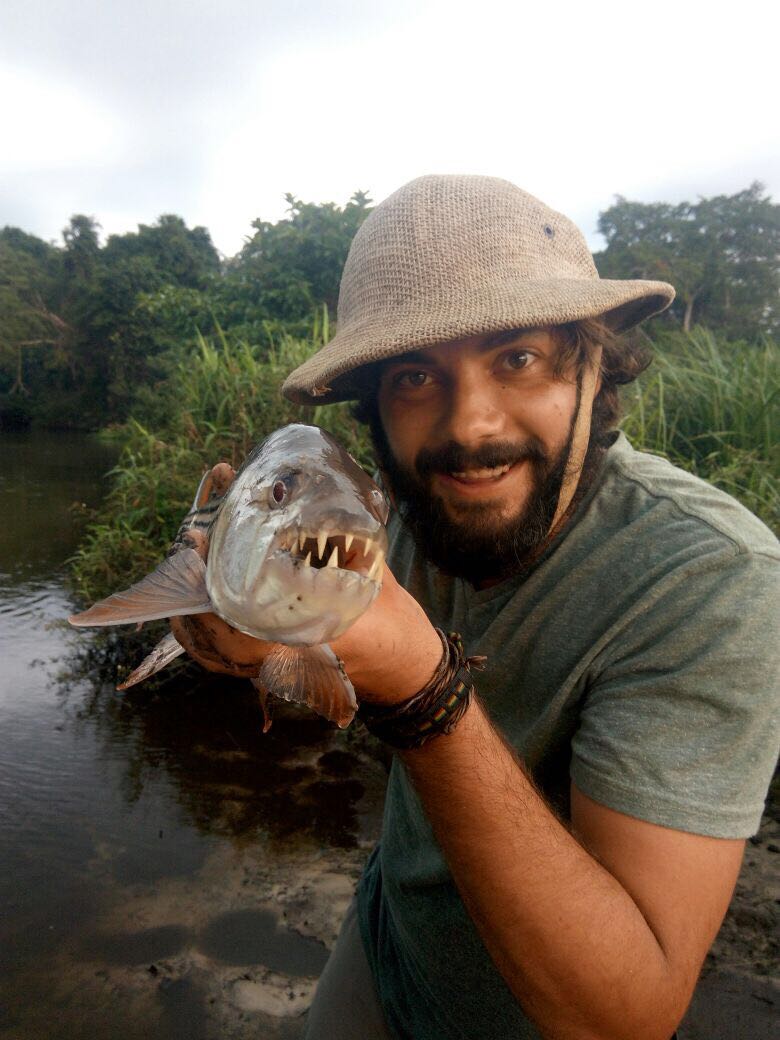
[374,327,581,583]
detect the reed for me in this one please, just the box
[621,329,778,524]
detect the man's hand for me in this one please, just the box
[331,566,442,703]
[172,534,442,700]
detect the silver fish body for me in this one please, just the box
[207,424,387,645]
[69,424,389,729]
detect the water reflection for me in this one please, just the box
[65,630,383,850]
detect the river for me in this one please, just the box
[0,431,385,1040]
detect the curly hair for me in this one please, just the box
[351,319,652,443]
[552,318,652,442]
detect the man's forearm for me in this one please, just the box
[400,699,684,1040]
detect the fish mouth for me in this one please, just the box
[273,527,386,583]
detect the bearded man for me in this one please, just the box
[177,176,780,1040]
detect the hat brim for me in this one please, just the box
[282,277,675,405]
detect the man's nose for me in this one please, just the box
[439,379,506,446]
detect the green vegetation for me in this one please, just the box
[622,329,778,524]
[3,183,777,433]
[2,181,777,597]
[69,318,374,602]
[0,193,372,428]
[70,322,778,604]
[595,182,779,339]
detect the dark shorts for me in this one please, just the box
[305,899,679,1040]
[304,899,394,1040]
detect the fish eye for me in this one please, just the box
[271,480,287,505]
[268,469,300,507]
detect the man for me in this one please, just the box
[177,176,780,1039]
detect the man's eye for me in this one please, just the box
[396,370,430,387]
[500,350,533,371]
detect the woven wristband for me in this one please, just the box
[357,630,485,750]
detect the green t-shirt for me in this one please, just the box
[357,433,780,1040]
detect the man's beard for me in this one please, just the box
[369,418,576,586]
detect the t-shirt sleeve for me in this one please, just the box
[570,546,780,838]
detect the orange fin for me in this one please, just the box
[69,548,212,627]
[250,677,274,733]
[117,631,186,691]
[258,643,357,728]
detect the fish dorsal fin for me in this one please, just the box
[69,548,212,627]
[258,643,357,729]
[117,631,186,691]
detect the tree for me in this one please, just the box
[226,191,372,325]
[59,215,222,422]
[101,214,219,289]
[0,228,69,397]
[62,214,101,282]
[595,183,779,338]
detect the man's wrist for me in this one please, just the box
[358,631,485,750]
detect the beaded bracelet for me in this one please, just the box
[357,629,486,750]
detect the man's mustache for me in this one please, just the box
[415,439,547,477]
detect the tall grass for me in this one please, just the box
[621,329,778,525]
[71,325,778,602]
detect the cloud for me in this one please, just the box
[0,65,124,171]
[1,0,778,254]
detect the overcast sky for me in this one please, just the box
[1,0,778,257]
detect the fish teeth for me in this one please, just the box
[303,551,312,568]
[363,537,374,558]
[299,531,307,552]
[344,533,354,553]
[368,552,385,582]
[326,544,340,568]
[317,530,328,560]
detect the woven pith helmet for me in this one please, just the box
[282,174,675,405]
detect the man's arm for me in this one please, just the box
[182,562,746,1039]
[400,696,744,1040]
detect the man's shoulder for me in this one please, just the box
[601,434,779,562]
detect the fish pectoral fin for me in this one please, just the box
[250,677,274,733]
[258,643,357,729]
[116,631,186,691]
[68,547,212,627]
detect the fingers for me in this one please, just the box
[195,461,237,508]
[180,528,209,559]
[210,462,236,497]
[170,612,275,677]
[172,462,236,561]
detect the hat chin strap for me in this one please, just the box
[548,346,602,535]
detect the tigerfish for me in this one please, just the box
[69,424,389,730]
